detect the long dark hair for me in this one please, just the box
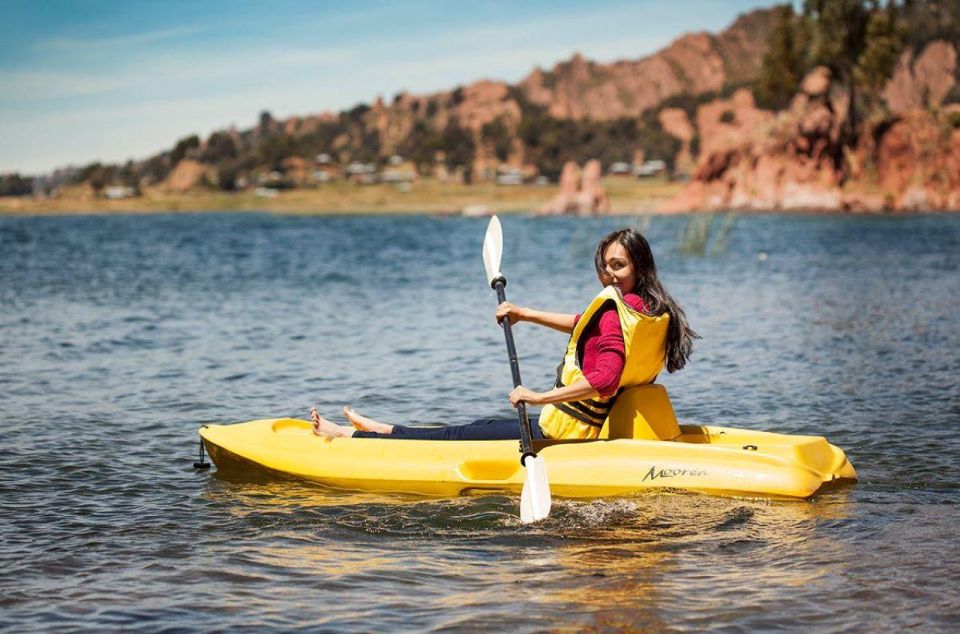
[594,228,698,373]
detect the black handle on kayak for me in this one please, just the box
[492,276,536,460]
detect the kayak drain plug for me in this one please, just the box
[194,438,211,470]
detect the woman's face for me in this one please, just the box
[599,241,637,293]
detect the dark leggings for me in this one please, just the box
[352,415,546,441]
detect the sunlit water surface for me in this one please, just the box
[1,212,958,631]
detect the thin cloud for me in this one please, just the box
[39,25,207,51]
[0,70,131,100]
[1,44,356,103]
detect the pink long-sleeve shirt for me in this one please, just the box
[573,293,647,397]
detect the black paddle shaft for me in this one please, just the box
[492,277,536,460]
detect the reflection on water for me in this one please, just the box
[1,212,958,630]
[197,479,869,630]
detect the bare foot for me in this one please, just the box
[309,407,350,438]
[343,406,394,435]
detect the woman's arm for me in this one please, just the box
[508,378,599,407]
[496,302,576,334]
[507,307,627,407]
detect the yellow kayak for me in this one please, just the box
[198,385,856,499]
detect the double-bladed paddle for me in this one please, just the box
[482,215,552,524]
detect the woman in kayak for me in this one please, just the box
[310,227,697,440]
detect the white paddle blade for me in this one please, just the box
[482,215,503,287]
[519,454,552,524]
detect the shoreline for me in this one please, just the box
[0,178,681,216]
[2,177,956,217]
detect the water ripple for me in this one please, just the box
[1,212,958,631]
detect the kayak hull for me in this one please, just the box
[199,418,856,499]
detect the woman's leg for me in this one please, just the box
[309,407,353,438]
[310,406,396,437]
[354,415,544,441]
[342,406,393,434]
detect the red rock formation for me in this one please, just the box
[659,108,695,141]
[538,159,610,215]
[658,108,696,172]
[281,156,312,186]
[867,109,960,210]
[163,159,209,193]
[666,49,960,213]
[884,41,958,113]
[695,89,775,158]
[558,161,580,197]
[518,9,778,120]
[665,69,845,212]
[579,159,611,214]
[538,161,580,214]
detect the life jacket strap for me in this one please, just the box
[553,403,606,428]
[552,378,616,427]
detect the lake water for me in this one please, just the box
[1,212,958,631]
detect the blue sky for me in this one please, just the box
[0,0,778,174]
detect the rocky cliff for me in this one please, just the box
[665,40,960,212]
[30,5,960,214]
[517,9,777,120]
[225,7,778,182]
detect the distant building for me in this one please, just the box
[254,170,294,189]
[346,162,378,184]
[104,185,136,199]
[495,166,526,186]
[381,160,417,183]
[634,160,667,177]
[496,173,523,185]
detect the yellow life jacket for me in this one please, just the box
[538,286,670,440]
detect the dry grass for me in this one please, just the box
[0,177,685,216]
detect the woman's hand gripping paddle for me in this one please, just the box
[482,215,552,524]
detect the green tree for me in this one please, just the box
[141,155,170,184]
[400,120,441,173]
[481,117,513,162]
[517,105,576,178]
[438,119,476,181]
[217,160,242,191]
[0,173,33,196]
[855,6,908,105]
[804,0,905,142]
[258,110,274,137]
[635,112,681,169]
[755,5,812,110]
[202,131,238,163]
[294,119,349,160]
[580,118,643,167]
[257,134,297,170]
[80,162,114,194]
[901,0,960,51]
[170,135,200,166]
[118,160,141,193]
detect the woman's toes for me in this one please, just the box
[343,407,362,429]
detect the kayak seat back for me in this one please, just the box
[600,384,681,441]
